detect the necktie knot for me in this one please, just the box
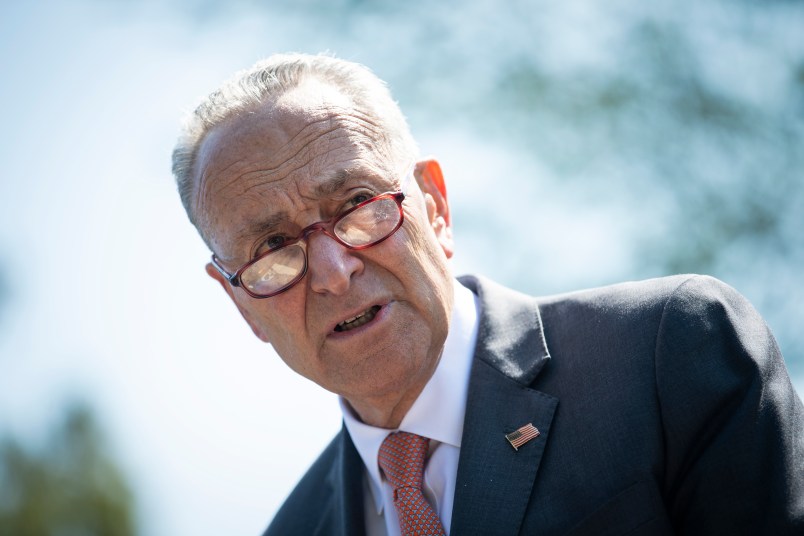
[378,431,429,490]
[378,432,446,536]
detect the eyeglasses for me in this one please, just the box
[210,169,413,299]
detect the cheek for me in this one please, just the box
[266,325,321,381]
[401,217,452,279]
[248,293,310,351]
[391,220,453,321]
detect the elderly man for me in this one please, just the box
[172,53,803,535]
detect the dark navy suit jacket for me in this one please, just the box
[265,275,804,535]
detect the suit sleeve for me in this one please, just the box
[654,275,804,535]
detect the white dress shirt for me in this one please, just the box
[340,279,480,536]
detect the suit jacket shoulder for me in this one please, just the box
[263,429,366,536]
[456,274,803,535]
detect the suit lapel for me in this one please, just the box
[318,427,366,536]
[451,276,559,535]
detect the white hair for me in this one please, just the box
[172,53,419,233]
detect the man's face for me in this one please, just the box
[193,83,455,421]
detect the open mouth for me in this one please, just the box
[334,305,381,332]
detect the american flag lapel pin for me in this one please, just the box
[505,423,540,451]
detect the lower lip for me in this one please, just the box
[328,302,391,341]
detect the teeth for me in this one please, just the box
[335,305,381,332]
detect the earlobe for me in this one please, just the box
[205,263,271,343]
[415,158,454,259]
[429,208,455,259]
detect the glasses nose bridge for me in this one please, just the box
[300,218,342,246]
[301,221,326,239]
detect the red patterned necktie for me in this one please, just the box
[378,432,446,536]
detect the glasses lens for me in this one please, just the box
[335,196,401,247]
[241,244,306,296]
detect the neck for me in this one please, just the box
[345,278,457,429]
[344,337,448,428]
[345,381,426,429]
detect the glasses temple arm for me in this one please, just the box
[210,255,240,285]
[400,164,416,195]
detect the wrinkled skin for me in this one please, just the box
[195,80,455,428]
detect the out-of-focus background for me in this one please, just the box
[1,0,802,534]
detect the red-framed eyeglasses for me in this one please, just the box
[210,169,414,298]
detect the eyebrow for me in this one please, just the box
[239,212,286,239]
[314,169,352,197]
[232,169,370,253]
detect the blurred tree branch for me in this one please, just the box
[0,402,137,536]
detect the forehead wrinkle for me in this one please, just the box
[218,117,354,198]
[270,104,388,173]
[202,112,332,201]
[232,170,373,250]
[205,99,390,199]
[236,121,385,198]
[278,107,388,169]
[238,141,348,197]
[233,115,340,188]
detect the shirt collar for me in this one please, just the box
[340,278,480,514]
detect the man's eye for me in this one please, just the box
[348,193,372,207]
[264,235,287,251]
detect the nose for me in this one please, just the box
[306,232,363,295]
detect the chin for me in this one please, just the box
[338,355,427,399]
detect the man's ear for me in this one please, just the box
[415,158,454,259]
[205,263,271,343]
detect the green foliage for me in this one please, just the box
[0,403,137,536]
